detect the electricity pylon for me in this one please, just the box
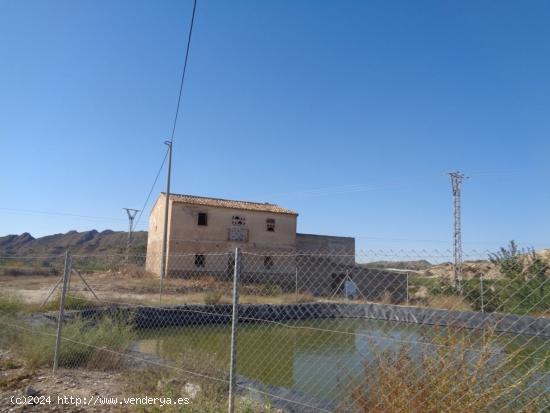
[123,208,140,260]
[448,171,468,292]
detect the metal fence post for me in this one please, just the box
[228,247,241,413]
[66,263,72,293]
[406,271,409,305]
[53,250,71,375]
[295,266,298,296]
[480,274,485,313]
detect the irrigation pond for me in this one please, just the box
[133,318,550,409]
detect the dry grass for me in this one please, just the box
[117,264,155,279]
[0,270,324,307]
[0,294,26,315]
[0,314,134,370]
[342,328,548,413]
[203,291,224,305]
[240,292,316,305]
[427,294,472,311]
[379,291,393,305]
[126,356,273,413]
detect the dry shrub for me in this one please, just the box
[343,328,548,413]
[379,291,393,305]
[126,348,230,413]
[281,293,316,304]
[118,264,152,279]
[203,291,223,305]
[85,347,129,371]
[126,349,272,413]
[428,294,472,311]
[183,275,219,291]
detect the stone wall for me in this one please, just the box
[295,257,407,302]
[295,233,355,264]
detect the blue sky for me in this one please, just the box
[1,0,549,253]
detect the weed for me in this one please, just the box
[427,294,472,311]
[4,316,134,370]
[261,282,283,296]
[0,358,21,370]
[342,328,548,412]
[127,365,271,412]
[204,291,223,305]
[42,293,95,312]
[0,294,25,315]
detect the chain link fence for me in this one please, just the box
[1,248,549,412]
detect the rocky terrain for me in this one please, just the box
[0,230,147,256]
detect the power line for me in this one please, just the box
[0,207,125,222]
[255,170,540,202]
[158,0,198,305]
[169,0,198,143]
[132,149,169,231]
[130,1,197,232]
[353,235,496,245]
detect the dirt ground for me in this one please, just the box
[0,351,126,412]
[0,272,317,307]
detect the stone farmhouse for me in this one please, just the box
[144,193,406,301]
[145,193,354,276]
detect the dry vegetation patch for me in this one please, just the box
[340,328,549,413]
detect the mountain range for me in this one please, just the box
[0,230,147,256]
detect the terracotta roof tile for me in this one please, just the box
[163,193,298,215]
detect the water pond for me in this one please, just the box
[134,318,549,407]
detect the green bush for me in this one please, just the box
[463,279,501,312]
[6,316,134,369]
[464,242,550,315]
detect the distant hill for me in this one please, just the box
[0,230,147,256]
[364,249,550,280]
[362,260,433,271]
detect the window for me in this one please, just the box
[194,254,205,268]
[266,218,275,232]
[198,212,208,226]
[264,256,274,269]
[232,215,246,226]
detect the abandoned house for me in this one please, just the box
[145,193,354,276]
[144,193,406,301]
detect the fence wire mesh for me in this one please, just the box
[0,248,549,412]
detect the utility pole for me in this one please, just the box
[448,171,468,292]
[160,140,173,304]
[123,208,139,260]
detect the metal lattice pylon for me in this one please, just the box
[123,208,140,259]
[448,171,468,291]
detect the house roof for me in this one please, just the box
[162,193,298,215]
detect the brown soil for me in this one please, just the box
[0,351,125,412]
[0,272,316,307]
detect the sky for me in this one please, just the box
[1,0,550,254]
